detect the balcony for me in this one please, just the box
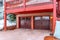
[6,0,53,13]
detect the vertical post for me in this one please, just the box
[4,0,7,31]
[31,16,34,30]
[23,0,26,11]
[16,15,20,29]
[50,16,53,32]
[19,17,21,28]
[58,0,59,11]
[52,0,56,33]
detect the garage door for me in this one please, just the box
[34,16,50,30]
[20,16,50,30]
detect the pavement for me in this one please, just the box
[0,29,50,40]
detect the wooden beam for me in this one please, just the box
[17,13,52,17]
[4,13,7,31]
[50,16,53,32]
[31,16,34,30]
[4,0,7,31]
[52,0,56,33]
[16,16,20,29]
[23,0,26,11]
[6,4,53,13]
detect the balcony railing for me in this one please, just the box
[6,0,53,10]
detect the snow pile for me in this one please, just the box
[54,21,60,39]
[0,19,16,30]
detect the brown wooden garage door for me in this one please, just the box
[34,16,50,30]
[20,16,50,30]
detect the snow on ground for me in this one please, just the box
[0,29,50,40]
[0,19,16,29]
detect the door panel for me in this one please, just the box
[25,17,31,29]
[20,17,31,29]
[34,17,42,29]
[34,16,50,30]
[21,18,26,28]
[41,16,50,30]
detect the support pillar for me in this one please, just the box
[52,0,56,33]
[4,13,7,31]
[31,16,34,30]
[50,16,53,35]
[16,16,20,29]
[4,0,7,31]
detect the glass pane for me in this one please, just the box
[42,16,49,20]
[0,0,3,6]
[35,17,41,20]
[0,12,3,19]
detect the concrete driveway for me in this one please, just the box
[0,29,50,40]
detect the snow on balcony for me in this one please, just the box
[7,0,52,9]
[26,0,51,5]
[6,0,14,2]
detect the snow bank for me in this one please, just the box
[0,19,16,30]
